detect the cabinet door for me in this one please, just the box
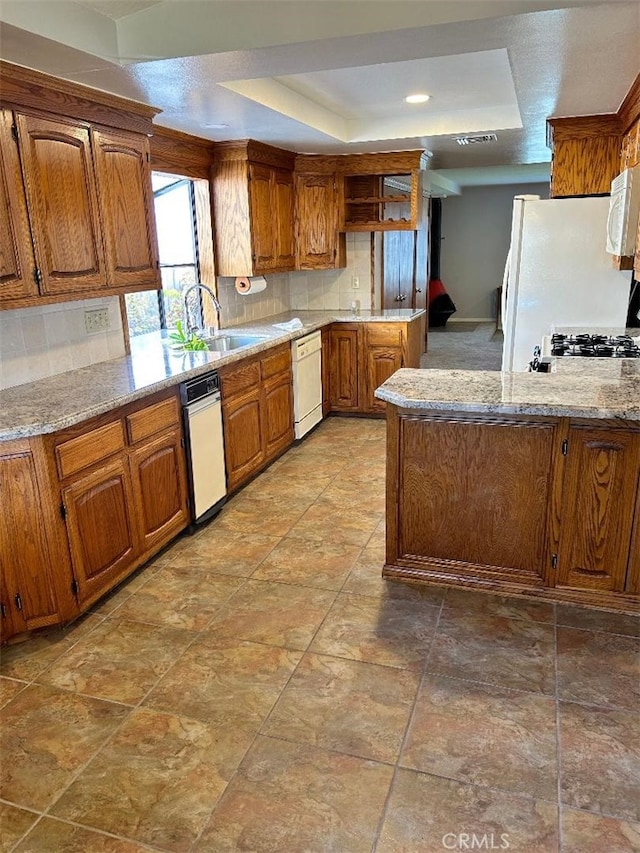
[62,457,138,608]
[0,448,62,637]
[397,417,556,583]
[329,326,360,411]
[556,427,640,592]
[222,386,265,492]
[0,110,38,303]
[91,128,160,289]
[129,428,189,555]
[249,163,276,271]
[364,345,403,413]
[295,173,340,269]
[273,168,295,270]
[16,114,105,294]
[263,370,294,462]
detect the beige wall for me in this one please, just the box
[440,182,549,321]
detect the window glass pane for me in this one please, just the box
[154,182,196,266]
[161,265,198,330]
[125,291,162,337]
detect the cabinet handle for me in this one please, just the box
[0,602,6,619]
[14,593,23,611]
[415,288,423,294]
[394,295,402,302]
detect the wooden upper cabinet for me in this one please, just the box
[295,172,343,270]
[249,163,277,270]
[0,110,37,302]
[555,427,640,593]
[16,113,106,295]
[91,128,160,289]
[212,141,296,277]
[273,168,295,269]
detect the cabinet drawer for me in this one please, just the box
[55,420,125,480]
[366,324,404,347]
[261,345,291,379]
[220,359,261,399]
[126,395,180,445]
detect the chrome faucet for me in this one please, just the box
[183,283,222,337]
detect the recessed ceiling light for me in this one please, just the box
[405,94,430,104]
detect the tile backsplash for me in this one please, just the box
[1,236,374,389]
[290,233,373,312]
[0,297,125,389]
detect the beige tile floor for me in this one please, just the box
[1,415,639,853]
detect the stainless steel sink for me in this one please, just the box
[203,334,267,352]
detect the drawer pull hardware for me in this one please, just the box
[551,553,558,570]
[561,439,568,456]
[14,593,23,611]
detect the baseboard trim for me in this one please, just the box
[446,317,495,323]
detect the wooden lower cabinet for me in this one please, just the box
[555,426,640,593]
[0,388,190,642]
[223,387,265,492]
[329,325,360,411]
[0,441,65,639]
[220,343,294,492]
[384,407,640,613]
[264,371,295,461]
[62,456,139,609]
[393,415,555,585]
[328,320,423,414]
[129,427,189,555]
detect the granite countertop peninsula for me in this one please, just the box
[0,308,425,440]
[375,359,640,420]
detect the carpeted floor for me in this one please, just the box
[421,321,503,371]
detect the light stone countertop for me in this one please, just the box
[0,308,425,440]
[374,359,640,420]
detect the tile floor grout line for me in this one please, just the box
[370,588,447,852]
[553,606,564,853]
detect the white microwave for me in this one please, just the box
[606,166,640,256]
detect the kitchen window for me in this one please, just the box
[125,172,214,337]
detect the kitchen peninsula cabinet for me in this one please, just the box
[212,141,296,277]
[220,343,294,492]
[554,425,640,593]
[379,371,640,613]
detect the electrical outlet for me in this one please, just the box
[352,275,360,289]
[84,308,110,334]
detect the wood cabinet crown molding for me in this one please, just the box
[618,72,640,135]
[0,59,159,135]
[150,125,216,178]
[213,139,296,170]
[295,150,427,176]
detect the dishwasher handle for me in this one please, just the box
[184,392,221,416]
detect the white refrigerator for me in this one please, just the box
[501,195,632,372]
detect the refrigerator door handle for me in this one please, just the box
[500,249,510,330]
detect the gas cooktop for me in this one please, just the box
[550,333,640,358]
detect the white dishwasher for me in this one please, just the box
[292,330,323,439]
[180,370,227,524]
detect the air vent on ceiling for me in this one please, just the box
[454,133,498,146]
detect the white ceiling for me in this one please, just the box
[0,0,638,184]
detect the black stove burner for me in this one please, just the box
[549,333,640,359]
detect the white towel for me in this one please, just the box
[273,318,304,331]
